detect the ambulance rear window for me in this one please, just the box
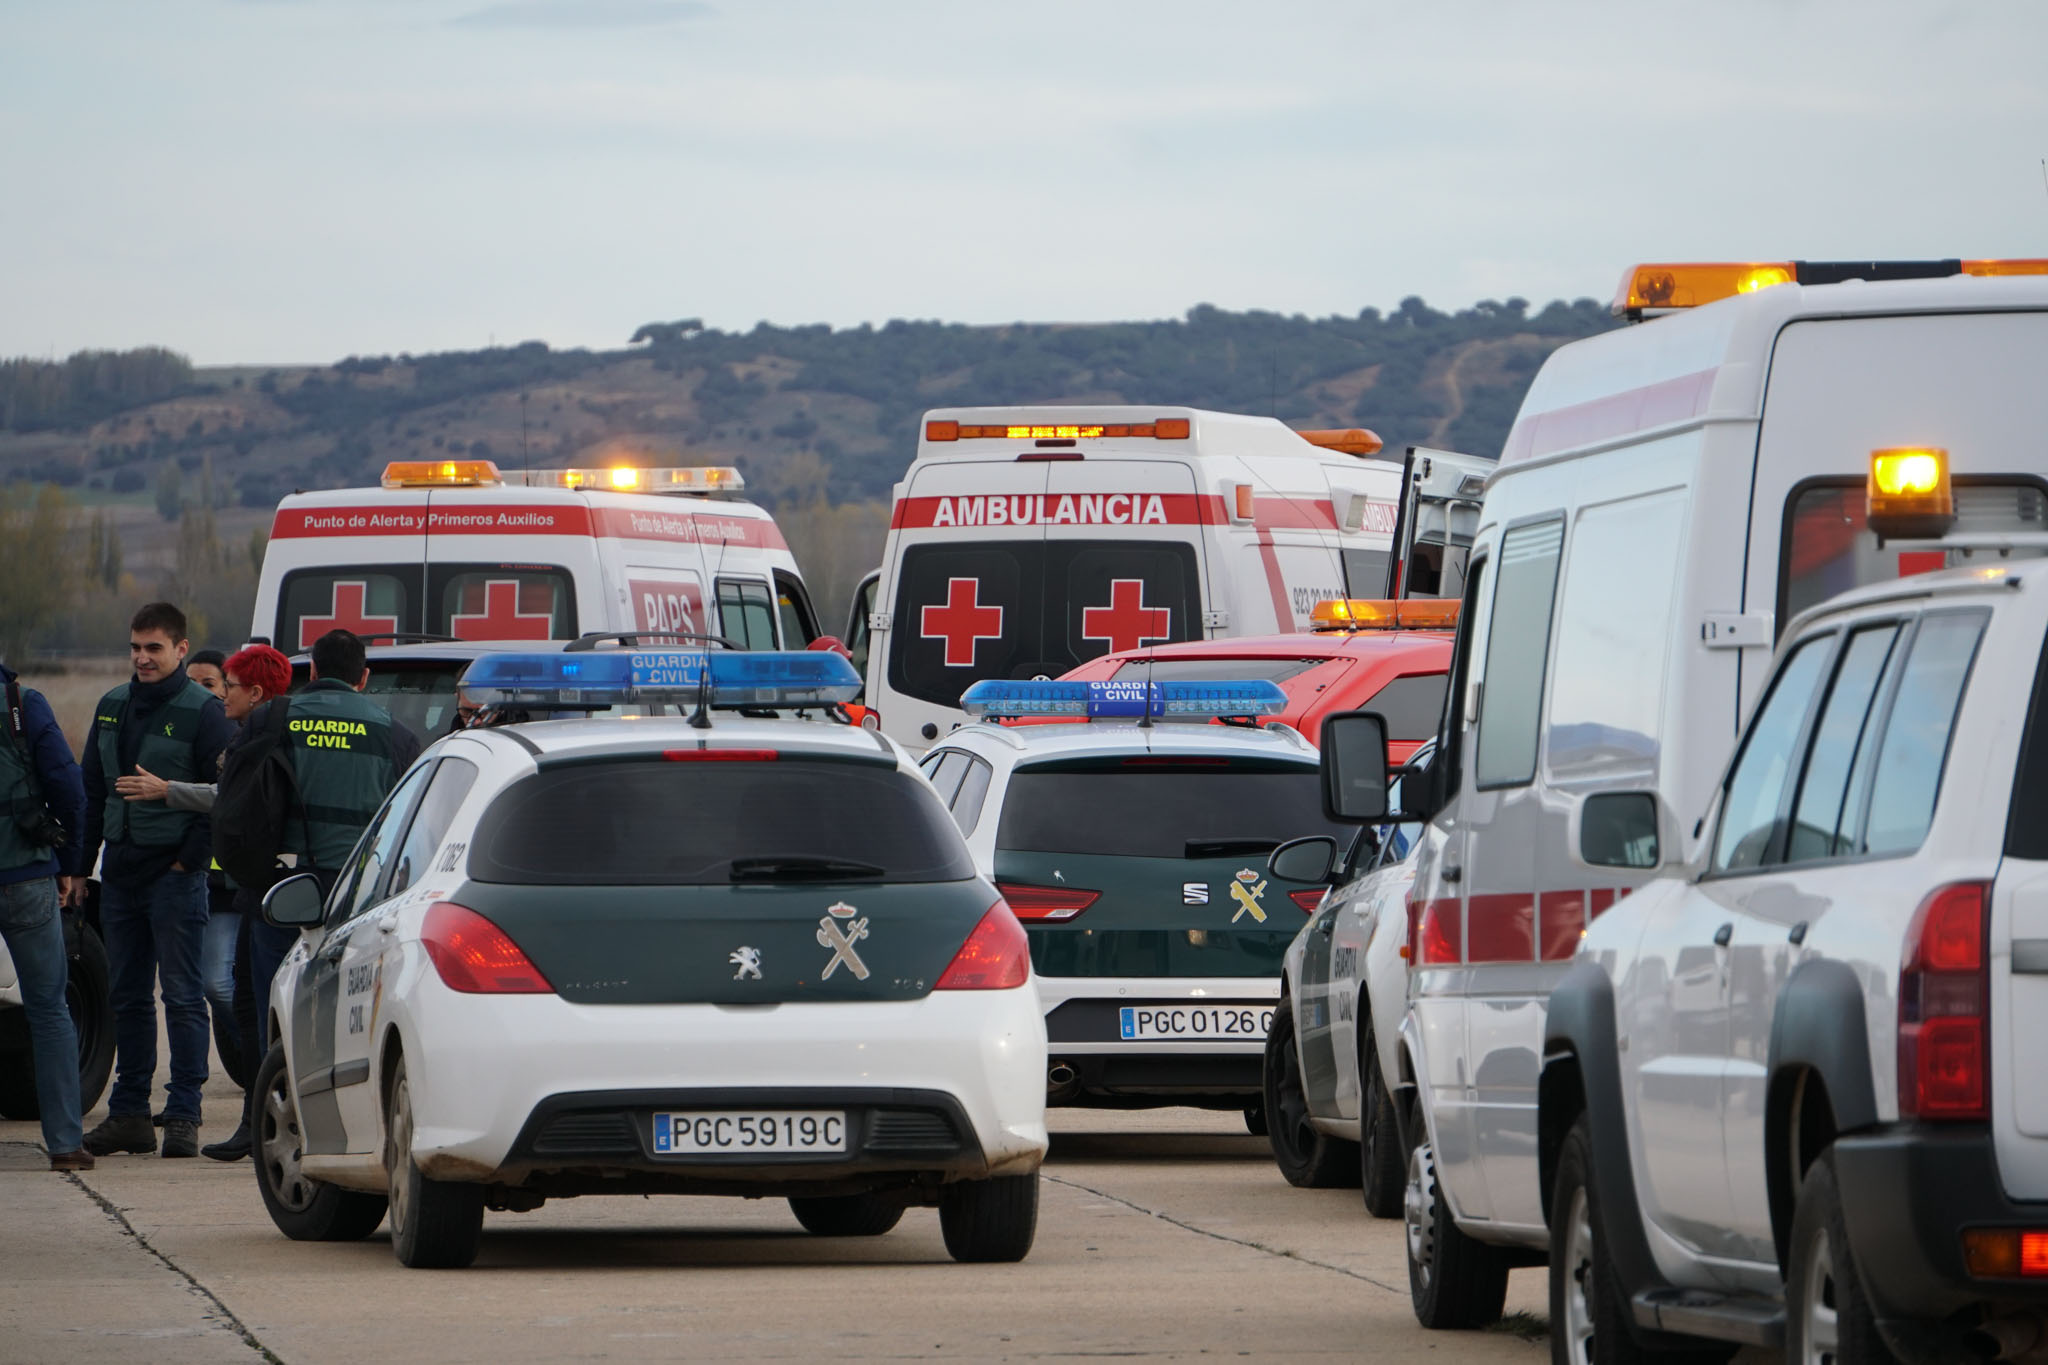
[996,760,1350,860]
[470,759,977,885]
[277,568,419,653]
[430,566,576,642]
[1780,478,2048,627]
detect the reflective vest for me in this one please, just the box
[280,683,397,870]
[0,717,51,872]
[95,680,213,849]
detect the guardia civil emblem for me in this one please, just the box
[816,901,870,981]
[1228,868,1269,924]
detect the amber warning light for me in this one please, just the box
[927,418,1190,441]
[1614,258,2048,317]
[1866,447,1954,541]
[1311,598,1462,631]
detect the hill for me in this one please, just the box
[0,295,1618,648]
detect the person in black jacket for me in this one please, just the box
[74,603,236,1159]
[0,660,90,1170]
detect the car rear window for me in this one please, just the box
[996,760,1352,858]
[471,759,978,885]
[1361,672,1448,741]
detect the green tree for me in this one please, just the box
[0,486,74,664]
[155,461,183,521]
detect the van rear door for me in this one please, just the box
[1040,458,1206,673]
[267,490,432,650]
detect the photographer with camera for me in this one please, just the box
[0,659,90,1171]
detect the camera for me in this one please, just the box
[14,806,66,852]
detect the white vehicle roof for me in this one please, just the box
[454,713,911,766]
[1779,557,2041,634]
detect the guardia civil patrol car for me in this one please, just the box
[921,678,1355,1126]
[251,649,1047,1269]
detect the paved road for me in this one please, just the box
[2,1072,1551,1363]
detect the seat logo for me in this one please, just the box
[1229,868,1269,924]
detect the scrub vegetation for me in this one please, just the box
[0,295,1615,658]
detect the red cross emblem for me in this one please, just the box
[1081,578,1172,653]
[920,577,1004,668]
[449,579,557,641]
[297,581,400,649]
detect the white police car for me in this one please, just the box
[252,649,1048,1268]
[919,678,1357,1127]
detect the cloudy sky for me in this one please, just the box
[3,0,2044,364]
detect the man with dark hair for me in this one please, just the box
[0,656,91,1170]
[75,602,236,1158]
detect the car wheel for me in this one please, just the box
[385,1057,485,1269]
[1262,1001,1360,1188]
[788,1192,905,1237]
[1360,1025,1404,1219]
[0,921,116,1121]
[253,1043,387,1241]
[1405,1129,1510,1329]
[1242,1102,1268,1137]
[1787,1150,1899,1365]
[938,1172,1038,1263]
[212,1007,251,1091]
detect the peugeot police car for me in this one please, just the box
[919,677,1355,1127]
[1334,258,2048,1335]
[1540,459,2048,1364]
[849,407,1434,749]
[251,648,1047,1269]
[254,460,823,654]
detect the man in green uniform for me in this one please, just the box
[76,603,236,1158]
[278,629,422,883]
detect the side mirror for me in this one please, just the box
[1320,711,1390,822]
[1574,792,1663,870]
[1268,835,1339,885]
[262,872,326,929]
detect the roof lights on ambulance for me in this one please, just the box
[1296,428,1385,457]
[1615,258,2048,317]
[959,678,1287,722]
[1866,446,1955,541]
[1311,598,1462,632]
[381,460,504,488]
[507,466,747,494]
[925,418,1191,442]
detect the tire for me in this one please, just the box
[253,1043,387,1242]
[938,1172,1038,1263]
[212,1007,251,1092]
[1262,1001,1360,1188]
[0,921,117,1121]
[1787,1150,1900,1365]
[385,1057,485,1269]
[788,1191,905,1237]
[1405,1126,1510,1329]
[1243,1102,1268,1137]
[1360,1026,1405,1219]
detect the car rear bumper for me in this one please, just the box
[398,983,1047,1184]
[1835,1126,2048,1332]
[1039,975,1277,1057]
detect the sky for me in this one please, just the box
[3,0,2045,365]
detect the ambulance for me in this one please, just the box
[849,406,1433,748]
[1352,258,2048,1333]
[252,460,823,654]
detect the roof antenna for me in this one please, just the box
[1138,651,1155,731]
[688,666,714,729]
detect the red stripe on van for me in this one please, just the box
[1253,532,1297,634]
[1500,368,1720,466]
[589,507,786,549]
[270,505,594,538]
[1466,893,1536,962]
[1539,891,1587,961]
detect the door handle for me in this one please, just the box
[1788,921,1808,946]
[1712,922,1733,948]
[1440,863,1462,884]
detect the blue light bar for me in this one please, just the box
[959,678,1287,721]
[459,650,862,710]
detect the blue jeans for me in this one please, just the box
[202,907,239,1015]
[0,878,84,1155]
[101,868,210,1122]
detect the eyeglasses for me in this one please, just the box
[225,680,251,692]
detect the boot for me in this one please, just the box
[161,1119,200,1159]
[202,1123,252,1162]
[83,1113,157,1156]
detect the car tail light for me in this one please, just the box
[1289,889,1325,913]
[936,901,1032,990]
[1962,1229,2048,1278]
[421,902,553,994]
[1898,881,1990,1120]
[995,881,1100,922]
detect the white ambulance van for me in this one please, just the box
[252,459,822,654]
[852,406,1416,747]
[1347,259,2048,1331]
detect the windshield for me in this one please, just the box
[1108,656,1329,685]
[996,760,1352,858]
[471,758,977,885]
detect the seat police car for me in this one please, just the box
[919,678,1355,1126]
[252,649,1047,1269]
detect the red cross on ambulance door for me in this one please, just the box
[448,579,557,641]
[298,581,401,650]
[920,577,1005,668]
[1080,578,1172,653]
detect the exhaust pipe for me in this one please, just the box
[1046,1061,1078,1090]
[1981,1311,2046,1361]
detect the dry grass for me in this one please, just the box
[18,660,131,754]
